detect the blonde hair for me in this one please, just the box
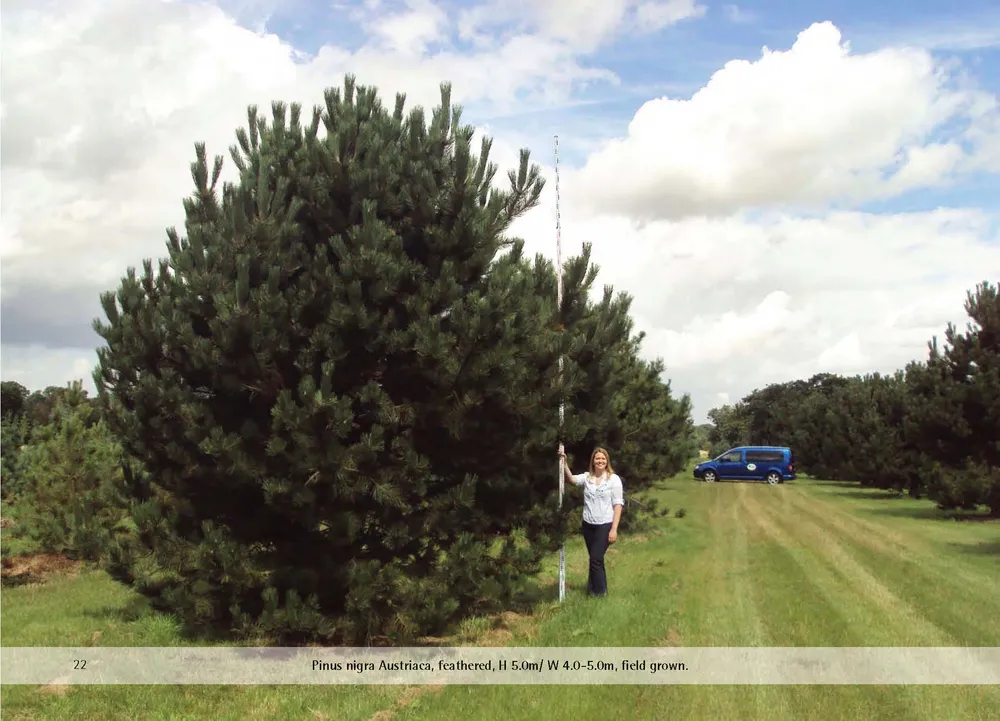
[589,447,614,478]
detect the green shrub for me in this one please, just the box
[1,416,30,500]
[9,381,130,561]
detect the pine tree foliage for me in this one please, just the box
[93,76,685,643]
[1,414,31,501]
[615,354,693,488]
[7,381,129,560]
[905,281,1000,513]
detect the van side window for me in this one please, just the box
[745,450,784,462]
[722,452,742,462]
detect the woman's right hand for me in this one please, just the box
[557,443,566,459]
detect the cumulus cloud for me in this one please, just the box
[1,0,624,391]
[0,0,611,342]
[509,183,1000,417]
[644,290,809,370]
[573,22,1000,220]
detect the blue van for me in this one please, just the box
[694,446,795,485]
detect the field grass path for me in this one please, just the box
[3,473,999,720]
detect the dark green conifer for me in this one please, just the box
[93,77,576,643]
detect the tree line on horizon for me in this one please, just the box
[0,75,694,645]
[704,280,999,517]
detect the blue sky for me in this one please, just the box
[259,0,1000,58]
[258,0,1000,90]
[3,0,999,421]
[252,0,1000,193]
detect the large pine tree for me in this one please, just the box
[93,77,589,644]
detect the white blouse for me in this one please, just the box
[571,472,624,525]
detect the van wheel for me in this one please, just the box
[766,472,781,485]
[704,471,717,483]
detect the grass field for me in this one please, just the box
[2,472,999,720]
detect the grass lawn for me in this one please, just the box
[2,472,999,720]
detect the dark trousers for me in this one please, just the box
[581,521,612,596]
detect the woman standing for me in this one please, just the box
[558,444,624,597]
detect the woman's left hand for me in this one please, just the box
[608,528,618,544]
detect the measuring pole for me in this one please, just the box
[555,135,565,603]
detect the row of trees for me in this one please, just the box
[706,281,999,515]
[2,76,694,644]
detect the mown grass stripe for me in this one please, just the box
[781,486,1000,645]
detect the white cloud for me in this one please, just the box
[634,0,707,33]
[816,334,866,373]
[459,0,625,50]
[2,5,998,426]
[213,0,286,31]
[509,180,1000,418]
[1,0,618,391]
[643,290,810,370]
[854,14,1000,52]
[458,0,704,51]
[0,0,612,304]
[0,346,100,391]
[363,0,450,55]
[573,21,1000,221]
[71,357,93,381]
